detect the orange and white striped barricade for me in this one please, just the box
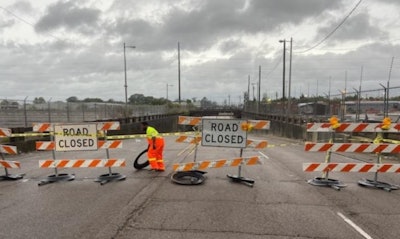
[305,142,400,154]
[305,117,400,191]
[0,127,12,137]
[246,120,270,130]
[177,116,203,161]
[306,122,400,133]
[36,140,123,151]
[33,123,75,185]
[33,123,54,132]
[38,158,126,186]
[225,120,268,187]
[176,135,268,149]
[173,118,268,187]
[0,127,24,180]
[95,122,126,185]
[35,122,126,186]
[97,121,121,131]
[173,156,262,172]
[303,163,400,173]
[304,116,346,190]
[175,135,202,144]
[246,139,268,149]
[303,162,400,191]
[0,143,24,180]
[178,116,202,126]
[172,156,262,186]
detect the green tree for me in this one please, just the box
[66,96,79,102]
[129,94,171,105]
[33,97,46,104]
[83,98,103,102]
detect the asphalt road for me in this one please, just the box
[0,133,399,239]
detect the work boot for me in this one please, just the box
[149,158,159,170]
[156,159,165,171]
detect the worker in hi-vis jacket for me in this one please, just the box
[141,122,165,171]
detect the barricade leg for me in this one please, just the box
[0,154,24,180]
[94,146,126,185]
[227,149,255,187]
[95,167,126,185]
[227,165,255,187]
[38,168,75,186]
[358,153,399,192]
[0,167,24,180]
[307,137,346,191]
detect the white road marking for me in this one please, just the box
[337,212,373,239]
[258,151,269,160]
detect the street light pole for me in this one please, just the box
[379,83,388,118]
[353,87,360,121]
[166,84,173,100]
[279,39,286,102]
[251,83,257,101]
[288,37,292,115]
[123,42,136,119]
[279,38,293,116]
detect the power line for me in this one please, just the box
[0,6,64,42]
[295,0,363,54]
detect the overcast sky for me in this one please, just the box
[1,0,399,104]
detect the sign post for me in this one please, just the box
[202,118,255,186]
[36,122,126,186]
[174,116,268,187]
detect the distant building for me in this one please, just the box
[345,101,400,114]
[298,100,400,117]
[298,102,328,115]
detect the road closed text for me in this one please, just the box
[204,134,244,144]
[202,120,247,148]
[57,138,95,149]
[55,124,98,151]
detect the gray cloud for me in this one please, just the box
[10,1,34,14]
[106,0,343,52]
[316,12,387,44]
[0,18,15,29]
[1,0,399,103]
[35,0,101,34]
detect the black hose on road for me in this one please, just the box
[133,148,150,169]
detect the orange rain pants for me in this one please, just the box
[147,137,165,171]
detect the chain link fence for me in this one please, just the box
[0,99,189,128]
[244,86,400,123]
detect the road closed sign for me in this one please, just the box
[201,118,247,148]
[54,124,98,152]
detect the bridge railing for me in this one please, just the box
[0,100,192,128]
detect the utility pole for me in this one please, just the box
[386,56,394,117]
[252,83,257,101]
[288,37,293,115]
[123,42,136,119]
[178,42,181,104]
[279,39,286,116]
[258,65,261,113]
[247,75,250,101]
[279,40,286,101]
[357,66,363,121]
[166,84,173,100]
